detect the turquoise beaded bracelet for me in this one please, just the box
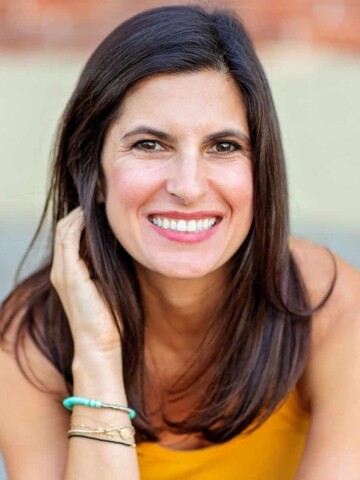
[63,396,136,420]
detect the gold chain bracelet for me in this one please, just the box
[69,423,135,441]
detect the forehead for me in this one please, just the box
[115,70,248,134]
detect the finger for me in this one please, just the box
[52,210,80,283]
[60,208,85,268]
[52,207,85,285]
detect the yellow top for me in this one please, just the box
[137,388,310,480]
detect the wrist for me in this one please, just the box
[73,341,122,361]
[72,346,123,373]
[72,351,126,396]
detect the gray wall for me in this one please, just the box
[0,458,4,480]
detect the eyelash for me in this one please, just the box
[130,139,242,154]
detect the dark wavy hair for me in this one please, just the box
[0,4,336,444]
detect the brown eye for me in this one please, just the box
[133,140,163,151]
[211,141,240,153]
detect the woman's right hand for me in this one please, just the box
[50,206,122,355]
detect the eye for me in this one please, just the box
[210,141,241,154]
[132,140,164,152]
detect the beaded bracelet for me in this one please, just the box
[63,396,136,419]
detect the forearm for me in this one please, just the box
[63,350,140,480]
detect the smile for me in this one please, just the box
[148,215,220,233]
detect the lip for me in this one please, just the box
[147,210,224,220]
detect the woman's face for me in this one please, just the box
[101,70,253,279]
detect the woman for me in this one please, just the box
[0,4,359,479]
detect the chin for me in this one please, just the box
[149,261,217,280]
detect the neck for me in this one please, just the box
[135,264,227,356]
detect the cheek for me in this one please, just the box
[105,163,155,212]
[104,165,152,249]
[218,164,253,212]
[226,170,253,236]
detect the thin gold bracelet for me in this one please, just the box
[68,433,136,447]
[69,423,135,441]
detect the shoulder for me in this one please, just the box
[0,294,70,478]
[289,238,360,475]
[289,235,360,407]
[289,235,360,345]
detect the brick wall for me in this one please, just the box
[0,0,359,52]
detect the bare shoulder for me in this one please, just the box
[288,242,360,475]
[0,300,70,479]
[289,235,360,410]
[289,235,360,343]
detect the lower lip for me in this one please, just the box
[147,218,221,243]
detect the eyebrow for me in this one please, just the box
[120,125,250,145]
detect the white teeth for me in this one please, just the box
[177,220,187,232]
[150,216,218,232]
[187,220,197,232]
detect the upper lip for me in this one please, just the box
[148,211,223,220]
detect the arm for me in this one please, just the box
[0,207,141,479]
[50,206,141,480]
[64,350,140,480]
[294,255,360,479]
[0,333,70,479]
[0,336,140,479]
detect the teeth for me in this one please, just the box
[187,220,197,232]
[177,220,187,232]
[150,216,218,233]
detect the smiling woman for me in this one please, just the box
[100,71,253,278]
[0,4,359,480]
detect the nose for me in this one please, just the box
[166,151,208,205]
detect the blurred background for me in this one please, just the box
[0,0,359,476]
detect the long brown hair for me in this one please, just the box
[0,4,336,444]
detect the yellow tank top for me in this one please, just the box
[137,387,310,480]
